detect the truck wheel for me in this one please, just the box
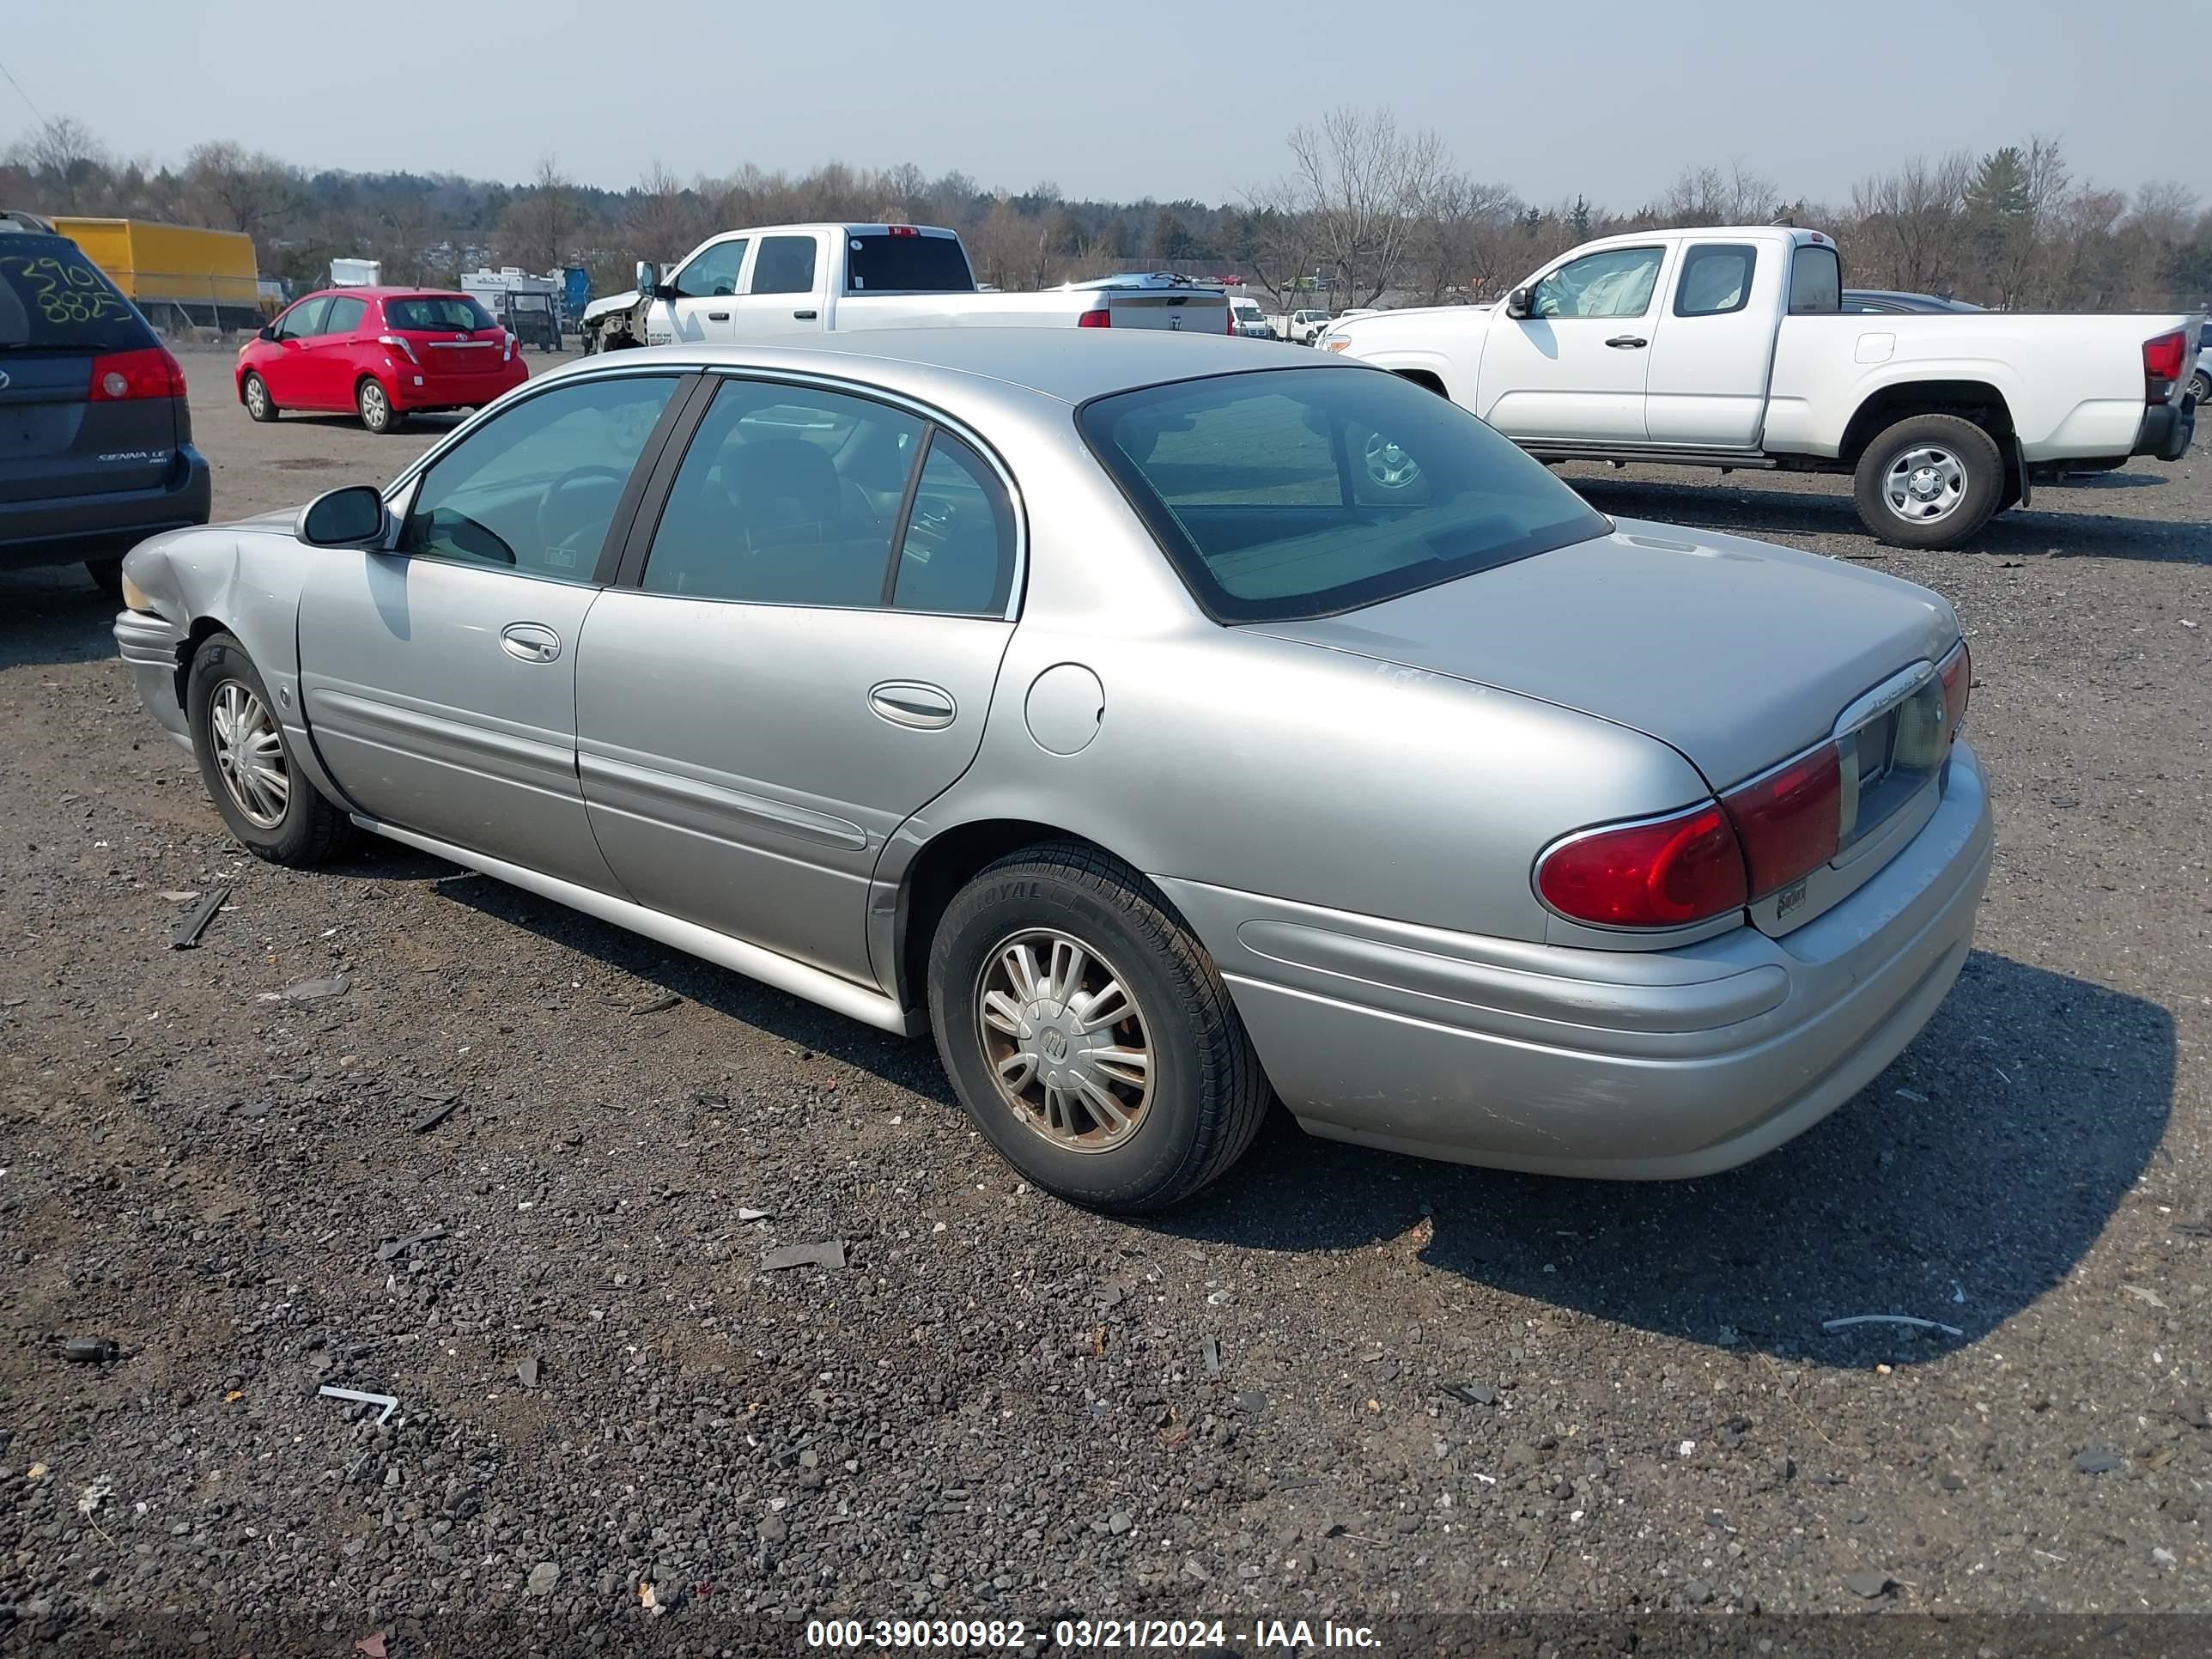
[1852,414,2003,550]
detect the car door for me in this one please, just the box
[660,236,748,344]
[729,234,830,337]
[1476,244,1672,441]
[295,370,692,890]
[305,293,370,410]
[263,295,330,406]
[574,374,1019,987]
[1643,240,1779,447]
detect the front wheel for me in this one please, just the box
[2190,369,2209,408]
[1851,413,2004,550]
[356,378,403,435]
[185,632,358,866]
[927,844,1270,1212]
[241,371,278,422]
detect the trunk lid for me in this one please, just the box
[1252,517,1960,790]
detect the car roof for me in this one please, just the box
[295,286,475,301]
[550,329,1352,406]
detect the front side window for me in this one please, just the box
[323,295,369,335]
[749,235,820,296]
[641,380,922,605]
[277,296,331,339]
[1788,246,1842,314]
[399,374,681,580]
[1080,367,1610,624]
[1674,245,1756,318]
[672,239,747,300]
[1530,247,1662,319]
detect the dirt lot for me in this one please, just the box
[1,346,2207,1653]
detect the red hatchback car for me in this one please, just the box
[235,287,529,434]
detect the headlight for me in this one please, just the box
[119,570,155,614]
[1324,338,1350,353]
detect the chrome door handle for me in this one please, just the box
[868,681,956,729]
[500,622,562,663]
[1606,335,1649,349]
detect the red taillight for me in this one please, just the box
[1076,308,1110,329]
[1721,746,1843,898]
[87,345,185,402]
[1224,303,1236,336]
[376,332,420,365]
[2143,329,2188,402]
[1939,638,1972,738]
[1536,805,1748,929]
[888,224,919,237]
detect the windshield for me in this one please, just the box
[384,295,495,331]
[843,232,975,293]
[0,235,155,352]
[1079,367,1611,624]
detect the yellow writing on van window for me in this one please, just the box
[1,253,126,325]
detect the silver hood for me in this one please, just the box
[1254,519,1960,789]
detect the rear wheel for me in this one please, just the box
[356,377,403,435]
[84,558,125,602]
[241,372,277,422]
[927,843,1270,1213]
[1851,413,2004,550]
[185,631,357,866]
[2190,368,2209,407]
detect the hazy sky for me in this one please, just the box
[4,0,2203,210]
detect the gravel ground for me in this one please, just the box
[0,348,2206,1654]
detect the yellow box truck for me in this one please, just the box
[50,218,260,334]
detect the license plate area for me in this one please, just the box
[1836,672,1947,856]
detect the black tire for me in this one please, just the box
[83,557,125,602]
[1852,413,2004,550]
[241,371,278,422]
[185,631,358,867]
[2190,369,2209,407]
[927,842,1270,1213]
[356,377,404,435]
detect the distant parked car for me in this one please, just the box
[1841,289,1984,314]
[235,288,528,434]
[0,208,208,599]
[2191,322,2209,406]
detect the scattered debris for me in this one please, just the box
[1821,1314,1965,1338]
[261,974,350,1003]
[2072,1445,2126,1474]
[1443,1381,1499,1407]
[376,1224,447,1262]
[1893,1087,1928,1103]
[76,1480,111,1519]
[319,1385,398,1426]
[169,884,230,951]
[629,992,681,1015]
[763,1240,847,1272]
[1202,1336,1221,1376]
[1235,1389,1267,1414]
[61,1336,121,1364]
[410,1095,462,1134]
[2153,1547,2179,1567]
[355,1635,387,1659]
[526,1561,560,1595]
[1844,1567,1893,1599]
[517,1356,540,1389]
[156,890,200,903]
[735,1206,770,1223]
[1466,1469,1498,1486]
[2123,1285,2169,1309]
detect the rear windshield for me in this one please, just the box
[1079,366,1611,624]
[844,233,975,294]
[384,295,495,331]
[0,235,155,352]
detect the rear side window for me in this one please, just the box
[383,295,495,331]
[1674,245,1756,317]
[324,295,368,335]
[1788,246,1842,314]
[0,236,152,351]
[892,432,1016,616]
[844,232,974,293]
[749,236,819,296]
[1080,367,1610,624]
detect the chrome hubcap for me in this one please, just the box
[246,379,267,415]
[1883,445,1966,523]
[362,386,386,425]
[210,680,289,829]
[1363,430,1420,489]
[975,929,1153,1154]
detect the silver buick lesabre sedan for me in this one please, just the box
[114,331,1991,1212]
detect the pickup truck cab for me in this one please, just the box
[1278,307,1333,345]
[583,223,1231,352]
[1325,225,2202,547]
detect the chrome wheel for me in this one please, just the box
[209,680,289,829]
[243,375,270,419]
[1883,444,1967,525]
[359,382,389,431]
[1361,429,1421,490]
[975,929,1153,1153]
[2191,370,2209,406]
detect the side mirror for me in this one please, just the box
[634,261,672,301]
[297,484,390,548]
[1506,287,1534,320]
[258,324,276,342]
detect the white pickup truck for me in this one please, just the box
[1322,225,2202,547]
[581,222,1231,353]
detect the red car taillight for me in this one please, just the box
[1939,637,1972,737]
[88,345,185,401]
[1536,804,1748,928]
[1077,308,1110,328]
[1224,304,1236,336]
[377,332,420,365]
[2143,329,2188,403]
[1720,746,1843,898]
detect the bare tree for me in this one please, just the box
[622,163,707,265]
[1656,161,1778,227]
[500,155,578,272]
[1850,152,1973,294]
[1405,173,1522,304]
[10,116,107,212]
[181,142,299,243]
[1290,107,1445,305]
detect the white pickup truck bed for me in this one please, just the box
[1326,225,2201,547]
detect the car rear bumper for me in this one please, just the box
[2134,399,2195,461]
[390,364,528,411]
[0,447,211,570]
[1160,740,1994,1180]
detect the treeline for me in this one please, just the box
[6,112,2208,312]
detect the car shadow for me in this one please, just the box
[1150,951,2174,1369]
[1571,474,2211,564]
[0,566,126,671]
